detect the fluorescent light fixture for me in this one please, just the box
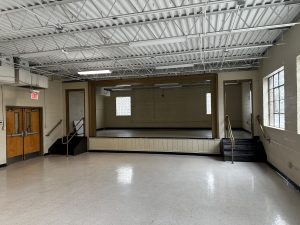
[115,84,131,87]
[225,82,239,85]
[129,36,187,47]
[78,70,112,75]
[160,85,182,89]
[154,83,179,86]
[156,64,194,70]
[111,88,132,91]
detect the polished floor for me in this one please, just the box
[96,128,213,138]
[1,153,300,225]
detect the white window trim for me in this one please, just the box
[263,66,285,130]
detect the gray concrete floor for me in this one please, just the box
[0,153,300,225]
[96,128,213,138]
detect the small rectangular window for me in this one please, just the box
[25,112,31,132]
[116,97,131,116]
[14,112,19,134]
[266,67,285,129]
[206,93,211,115]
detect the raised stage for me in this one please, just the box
[90,128,251,155]
[96,128,213,139]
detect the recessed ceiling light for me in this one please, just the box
[78,70,112,75]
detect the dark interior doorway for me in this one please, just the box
[224,80,253,139]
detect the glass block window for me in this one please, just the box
[116,97,131,116]
[267,68,285,129]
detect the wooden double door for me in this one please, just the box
[6,107,42,163]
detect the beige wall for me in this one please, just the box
[224,83,243,128]
[102,85,212,128]
[96,94,105,129]
[258,25,300,186]
[218,71,259,138]
[297,55,300,134]
[0,81,63,164]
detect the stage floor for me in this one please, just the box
[96,128,213,139]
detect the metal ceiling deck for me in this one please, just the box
[0,0,299,80]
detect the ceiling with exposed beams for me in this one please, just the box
[0,0,299,81]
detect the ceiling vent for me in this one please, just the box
[0,56,15,84]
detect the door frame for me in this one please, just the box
[65,89,86,135]
[223,79,254,136]
[6,106,43,163]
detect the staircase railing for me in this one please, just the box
[46,119,62,136]
[256,115,271,143]
[225,115,235,164]
[62,117,84,157]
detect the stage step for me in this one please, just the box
[49,136,87,156]
[220,137,267,162]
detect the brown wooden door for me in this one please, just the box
[6,108,24,159]
[23,108,41,157]
[6,107,41,162]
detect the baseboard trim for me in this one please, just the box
[267,161,300,192]
[7,155,23,164]
[88,150,221,157]
[0,163,7,168]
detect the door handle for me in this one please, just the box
[8,133,23,137]
[26,132,39,136]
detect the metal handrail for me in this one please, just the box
[225,115,235,164]
[256,115,271,143]
[45,119,62,136]
[62,117,84,157]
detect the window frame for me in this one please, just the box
[265,67,285,130]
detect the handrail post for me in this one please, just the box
[66,135,69,157]
[231,144,233,164]
[61,117,85,157]
[225,115,235,164]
